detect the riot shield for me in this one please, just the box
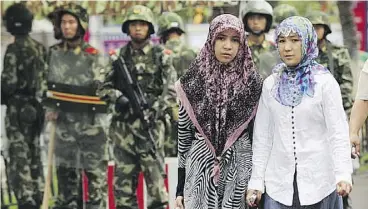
[41,48,110,209]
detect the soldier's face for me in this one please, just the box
[247,14,267,33]
[313,24,325,40]
[61,14,78,39]
[277,33,302,67]
[129,21,149,42]
[214,29,240,64]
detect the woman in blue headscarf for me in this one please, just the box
[246,16,353,209]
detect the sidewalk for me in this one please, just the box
[350,171,368,209]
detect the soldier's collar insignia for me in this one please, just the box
[74,46,81,55]
[142,42,152,54]
[133,8,141,14]
[262,39,270,48]
[321,45,327,53]
[163,49,173,55]
[85,47,99,55]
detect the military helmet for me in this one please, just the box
[122,5,155,35]
[241,0,273,33]
[273,4,299,27]
[305,11,332,35]
[3,3,33,35]
[47,6,63,40]
[157,12,185,36]
[57,3,89,34]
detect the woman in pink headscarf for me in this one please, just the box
[174,14,263,209]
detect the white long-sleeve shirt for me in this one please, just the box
[248,72,353,206]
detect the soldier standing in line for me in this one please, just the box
[240,0,275,70]
[258,4,300,78]
[46,4,63,41]
[42,3,109,209]
[157,12,197,78]
[272,4,300,29]
[1,3,47,209]
[306,11,354,116]
[306,10,354,209]
[157,11,197,157]
[97,5,177,209]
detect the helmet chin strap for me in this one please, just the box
[63,34,82,42]
[250,30,264,36]
[130,33,150,44]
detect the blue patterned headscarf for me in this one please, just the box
[272,16,328,106]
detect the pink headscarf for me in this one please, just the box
[175,14,263,157]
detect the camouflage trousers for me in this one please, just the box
[109,119,168,209]
[163,120,178,157]
[49,113,107,209]
[4,110,43,207]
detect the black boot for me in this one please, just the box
[18,203,39,209]
[147,201,168,209]
[85,203,101,209]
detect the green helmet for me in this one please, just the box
[305,11,332,35]
[122,5,155,35]
[57,3,89,34]
[157,12,185,36]
[241,0,273,33]
[273,4,299,27]
[46,6,63,40]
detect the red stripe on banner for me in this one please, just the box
[165,164,169,209]
[52,93,102,102]
[82,171,89,202]
[107,162,116,209]
[137,172,145,209]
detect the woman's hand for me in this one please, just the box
[246,189,262,207]
[337,181,352,197]
[45,111,58,121]
[175,196,184,209]
[350,134,361,158]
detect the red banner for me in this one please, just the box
[353,1,367,51]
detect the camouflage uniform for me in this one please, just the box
[257,4,299,79]
[248,39,276,73]
[306,11,354,115]
[157,12,197,157]
[43,4,109,209]
[157,12,197,78]
[241,1,276,71]
[1,3,46,209]
[97,5,176,209]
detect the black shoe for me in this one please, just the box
[147,201,168,209]
[18,204,39,209]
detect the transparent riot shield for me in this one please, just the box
[42,48,110,209]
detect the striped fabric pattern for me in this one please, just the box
[178,104,253,209]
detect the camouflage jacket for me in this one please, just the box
[1,35,47,105]
[98,41,177,122]
[316,40,353,115]
[165,38,197,78]
[247,36,276,71]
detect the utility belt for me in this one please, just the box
[43,82,107,113]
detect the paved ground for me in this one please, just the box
[350,171,368,209]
